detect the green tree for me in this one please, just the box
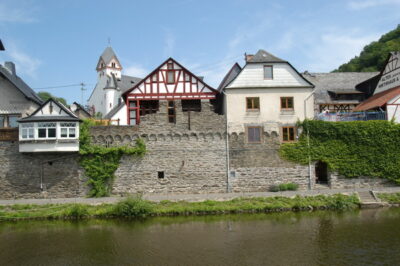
[334,25,400,72]
[38,91,68,106]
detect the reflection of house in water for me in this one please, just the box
[302,72,378,114]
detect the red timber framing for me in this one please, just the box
[123,57,218,125]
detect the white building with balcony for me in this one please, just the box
[18,98,81,152]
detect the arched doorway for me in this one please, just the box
[315,161,328,184]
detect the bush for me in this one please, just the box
[63,204,89,219]
[270,183,299,192]
[112,196,154,218]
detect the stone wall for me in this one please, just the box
[0,141,87,199]
[329,172,394,189]
[228,132,311,192]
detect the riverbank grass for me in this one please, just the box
[0,194,360,221]
[377,192,400,203]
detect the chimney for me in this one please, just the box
[245,53,254,62]
[4,62,16,76]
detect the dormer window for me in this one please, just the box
[264,65,273,79]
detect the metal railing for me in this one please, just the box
[316,111,387,122]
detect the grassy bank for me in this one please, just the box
[0,194,360,221]
[378,193,400,204]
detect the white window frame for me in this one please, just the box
[21,123,35,139]
[59,122,77,139]
[37,122,57,139]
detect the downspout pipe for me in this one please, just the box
[221,90,230,193]
[304,88,316,190]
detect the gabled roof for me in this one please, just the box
[353,85,400,111]
[96,46,122,70]
[247,49,286,63]
[302,72,378,104]
[104,102,124,119]
[19,98,80,122]
[122,57,218,98]
[0,64,43,105]
[217,63,242,92]
[72,102,91,117]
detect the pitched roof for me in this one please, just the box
[122,57,218,97]
[247,49,286,63]
[0,64,43,105]
[100,46,118,63]
[353,85,400,111]
[302,72,378,104]
[72,101,91,117]
[19,98,80,122]
[104,102,124,119]
[217,63,242,91]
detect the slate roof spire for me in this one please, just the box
[100,46,118,64]
[246,49,286,63]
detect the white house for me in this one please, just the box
[18,99,81,152]
[87,46,141,121]
[222,49,314,142]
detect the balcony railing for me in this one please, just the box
[316,111,387,122]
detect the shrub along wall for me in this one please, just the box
[279,120,400,184]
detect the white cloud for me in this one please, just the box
[348,0,400,10]
[304,30,380,72]
[163,28,175,57]
[0,41,41,78]
[0,2,37,23]
[124,64,149,78]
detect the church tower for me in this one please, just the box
[96,46,122,79]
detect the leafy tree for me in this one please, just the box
[38,91,68,106]
[334,25,400,72]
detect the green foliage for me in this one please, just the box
[37,91,68,106]
[62,204,89,219]
[79,119,146,197]
[112,196,154,218]
[280,120,400,183]
[269,183,299,192]
[378,193,400,203]
[334,25,400,72]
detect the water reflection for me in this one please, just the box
[1,209,400,265]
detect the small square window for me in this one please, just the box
[158,171,165,179]
[246,97,260,111]
[281,97,294,110]
[264,65,273,79]
[282,126,296,142]
[247,126,262,143]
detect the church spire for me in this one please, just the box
[96,46,122,78]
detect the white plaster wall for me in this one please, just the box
[33,101,69,116]
[0,76,39,116]
[225,88,314,133]
[227,63,311,88]
[387,95,400,122]
[104,88,116,115]
[19,142,79,152]
[110,104,127,125]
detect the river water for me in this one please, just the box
[1,208,400,266]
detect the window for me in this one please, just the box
[185,73,190,82]
[264,65,273,79]
[128,101,139,125]
[167,71,175,84]
[111,62,116,68]
[60,122,77,138]
[167,62,173,69]
[0,116,4,128]
[246,97,260,111]
[167,101,176,123]
[282,126,296,142]
[281,97,294,110]
[152,74,158,82]
[8,115,20,128]
[38,122,56,139]
[140,100,159,116]
[247,126,262,143]
[182,100,201,112]
[21,123,34,139]
[158,171,165,179]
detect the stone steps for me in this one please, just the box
[358,191,388,208]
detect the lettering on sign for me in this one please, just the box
[375,53,400,94]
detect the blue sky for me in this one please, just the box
[0,0,399,105]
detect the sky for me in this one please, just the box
[0,0,399,105]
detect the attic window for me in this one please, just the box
[264,65,273,79]
[167,62,174,69]
[111,62,116,68]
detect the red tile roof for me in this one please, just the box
[353,86,400,111]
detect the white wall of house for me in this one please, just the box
[0,76,39,120]
[387,94,400,122]
[225,88,314,133]
[88,74,118,117]
[110,104,127,125]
